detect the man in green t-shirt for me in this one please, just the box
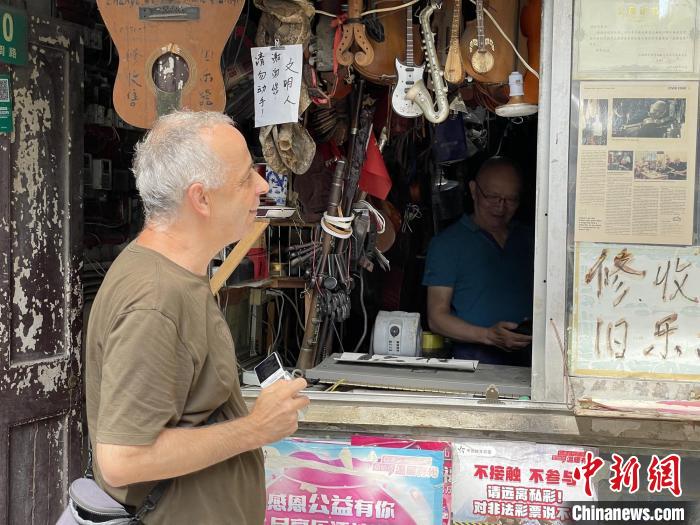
[85,110,309,524]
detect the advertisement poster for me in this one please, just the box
[573,0,699,79]
[263,438,445,525]
[574,81,698,245]
[350,435,452,525]
[571,242,700,380]
[452,440,597,524]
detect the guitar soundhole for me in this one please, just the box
[152,52,190,93]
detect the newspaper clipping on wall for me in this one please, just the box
[573,0,700,80]
[571,242,700,380]
[574,81,698,246]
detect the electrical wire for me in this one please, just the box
[267,289,305,333]
[267,295,286,358]
[466,0,539,79]
[84,221,127,229]
[550,318,576,411]
[326,378,346,392]
[332,321,346,354]
[315,0,419,18]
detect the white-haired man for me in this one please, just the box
[85,111,308,524]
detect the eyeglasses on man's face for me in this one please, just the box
[474,181,520,207]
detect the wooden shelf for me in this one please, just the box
[221,276,306,290]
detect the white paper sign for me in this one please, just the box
[572,242,700,380]
[252,44,303,128]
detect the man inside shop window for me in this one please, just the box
[422,157,534,366]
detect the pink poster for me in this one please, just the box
[264,438,445,525]
[350,435,452,525]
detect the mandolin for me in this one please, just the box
[460,0,517,84]
[443,0,464,84]
[390,4,424,117]
[353,0,423,85]
[97,0,242,129]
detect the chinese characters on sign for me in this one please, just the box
[263,439,445,525]
[0,6,27,66]
[573,0,698,79]
[452,440,596,523]
[251,44,303,128]
[573,243,700,379]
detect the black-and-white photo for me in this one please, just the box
[612,98,686,138]
[607,150,633,171]
[634,151,687,181]
[581,99,608,146]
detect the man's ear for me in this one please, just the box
[468,180,477,202]
[186,182,210,217]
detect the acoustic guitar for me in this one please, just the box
[96,0,243,129]
[460,0,517,84]
[353,0,423,85]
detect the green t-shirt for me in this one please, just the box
[86,241,265,525]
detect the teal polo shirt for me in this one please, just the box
[422,214,534,348]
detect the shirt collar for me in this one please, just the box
[459,214,480,232]
[460,213,518,234]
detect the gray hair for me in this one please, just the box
[132,110,235,227]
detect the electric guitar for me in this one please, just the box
[391,4,425,117]
[96,0,243,129]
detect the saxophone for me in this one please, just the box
[405,1,450,124]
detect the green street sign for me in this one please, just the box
[0,7,27,66]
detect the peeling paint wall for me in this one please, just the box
[1,18,84,524]
[8,44,67,374]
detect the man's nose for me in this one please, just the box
[256,172,270,194]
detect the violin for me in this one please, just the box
[353,0,423,85]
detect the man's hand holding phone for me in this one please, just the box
[484,320,532,351]
[249,352,309,443]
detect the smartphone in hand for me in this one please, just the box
[254,352,292,388]
[511,318,533,336]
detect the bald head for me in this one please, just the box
[475,157,522,187]
[469,157,523,231]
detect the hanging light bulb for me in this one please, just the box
[495,71,538,118]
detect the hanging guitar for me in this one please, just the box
[96,0,243,129]
[460,0,517,84]
[443,0,464,84]
[353,0,423,86]
[390,3,424,118]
